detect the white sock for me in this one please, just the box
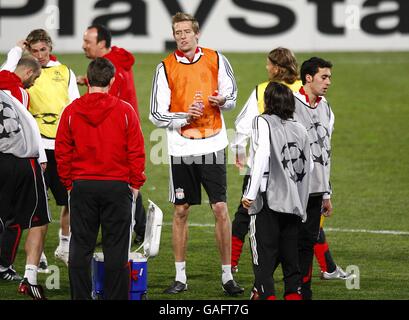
[175,261,187,284]
[40,251,47,263]
[59,229,70,252]
[222,264,233,284]
[24,265,38,285]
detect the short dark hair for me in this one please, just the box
[263,81,295,120]
[300,57,332,85]
[87,58,115,87]
[16,56,41,74]
[87,24,112,48]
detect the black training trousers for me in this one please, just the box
[232,175,251,241]
[298,194,323,300]
[68,180,132,300]
[249,200,301,299]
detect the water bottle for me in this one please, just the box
[194,91,204,111]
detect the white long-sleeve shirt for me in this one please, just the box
[230,88,259,166]
[244,116,270,199]
[149,47,237,157]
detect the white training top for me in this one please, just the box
[149,47,237,157]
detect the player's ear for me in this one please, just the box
[25,68,34,80]
[108,76,115,89]
[98,40,106,50]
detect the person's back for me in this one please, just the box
[57,93,143,185]
[55,57,145,300]
[256,114,310,218]
[242,82,310,300]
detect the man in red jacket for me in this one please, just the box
[79,24,146,245]
[55,57,146,300]
[79,24,138,114]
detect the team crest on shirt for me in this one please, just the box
[175,188,185,200]
[53,70,65,82]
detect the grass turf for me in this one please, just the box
[1,51,409,300]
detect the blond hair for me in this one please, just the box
[25,29,53,51]
[172,12,200,34]
[268,47,299,84]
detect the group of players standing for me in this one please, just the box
[0,12,351,300]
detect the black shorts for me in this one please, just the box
[169,149,227,205]
[0,153,51,230]
[44,149,68,206]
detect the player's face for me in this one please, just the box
[266,58,278,81]
[29,42,51,66]
[82,28,100,59]
[173,21,199,54]
[309,67,332,96]
[23,69,41,89]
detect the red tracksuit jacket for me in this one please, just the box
[55,92,146,190]
[104,46,139,116]
[0,70,30,107]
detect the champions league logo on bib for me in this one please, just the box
[0,100,22,139]
[175,188,185,200]
[281,142,307,183]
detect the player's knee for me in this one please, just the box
[212,202,228,219]
[174,204,189,220]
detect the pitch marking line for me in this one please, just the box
[165,223,409,236]
[51,220,409,235]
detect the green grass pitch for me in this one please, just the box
[1,51,409,300]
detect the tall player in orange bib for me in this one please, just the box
[149,12,243,296]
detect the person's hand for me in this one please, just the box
[130,187,139,199]
[76,75,87,86]
[187,102,204,123]
[321,198,333,217]
[235,152,247,170]
[40,162,47,171]
[16,40,27,50]
[208,94,226,107]
[241,197,253,209]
